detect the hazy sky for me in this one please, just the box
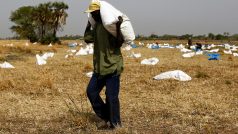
[0,0,238,38]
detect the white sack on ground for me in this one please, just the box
[0,61,15,69]
[67,49,77,53]
[233,53,238,57]
[128,52,141,58]
[123,45,132,51]
[210,44,215,48]
[190,45,196,50]
[182,52,195,58]
[180,48,192,53]
[224,50,232,54]
[76,48,88,56]
[209,49,219,53]
[88,1,135,44]
[154,70,192,81]
[41,52,54,60]
[25,42,29,46]
[195,51,203,55]
[65,54,73,59]
[85,44,94,54]
[36,54,47,65]
[231,47,238,52]
[176,44,185,49]
[86,72,93,78]
[141,58,159,65]
[224,44,231,49]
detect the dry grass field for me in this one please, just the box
[0,40,238,134]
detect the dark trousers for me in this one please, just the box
[87,72,121,127]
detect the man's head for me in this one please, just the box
[85,2,101,22]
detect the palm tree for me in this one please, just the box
[33,2,53,40]
[10,2,69,44]
[51,2,69,38]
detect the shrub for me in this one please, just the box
[40,35,60,44]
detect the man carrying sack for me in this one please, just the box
[84,1,124,129]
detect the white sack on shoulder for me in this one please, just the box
[88,1,122,29]
[88,1,135,44]
[100,1,123,25]
[154,70,192,81]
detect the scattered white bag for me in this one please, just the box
[85,44,94,54]
[25,42,29,46]
[182,52,195,58]
[129,52,141,58]
[224,50,232,54]
[0,61,15,69]
[195,51,203,55]
[154,70,192,81]
[123,45,132,51]
[190,45,196,50]
[41,52,54,60]
[67,49,77,53]
[65,54,74,59]
[88,0,135,44]
[224,44,231,49]
[141,58,159,65]
[210,44,215,48]
[176,44,185,49]
[86,72,93,78]
[36,54,47,65]
[207,46,212,50]
[76,48,88,56]
[233,53,238,57]
[209,49,219,53]
[181,48,192,53]
[48,43,52,47]
[231,47,238,52]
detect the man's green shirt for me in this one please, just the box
[84,23,123,76]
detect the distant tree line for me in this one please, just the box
[10,2,68,44]
[136,33,238,41]
[59,35,83,40]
